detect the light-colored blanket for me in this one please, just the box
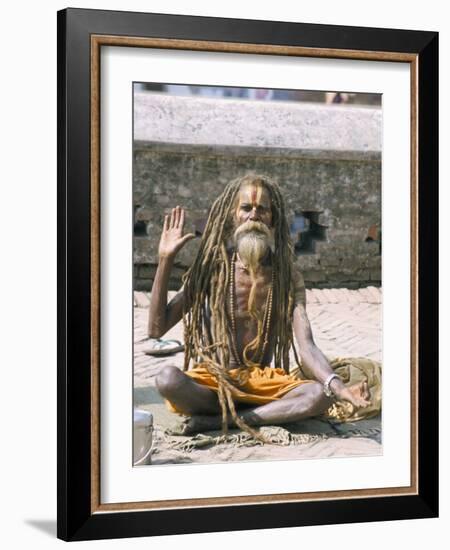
[317,356,381,422]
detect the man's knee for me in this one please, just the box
[155,365,186,397]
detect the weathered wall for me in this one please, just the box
[133,93,381,290]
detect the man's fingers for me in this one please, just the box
[175,205,181,227]
[169,208,176,228]
[363,381,370,400]
[181,233,196,244]
[166,206,186,231]
[179,207,185,228]
[163,215,169,232]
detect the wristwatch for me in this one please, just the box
[323,373,339,397]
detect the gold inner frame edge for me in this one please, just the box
[89,34,419,514]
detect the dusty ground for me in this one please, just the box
[133,287,382,465]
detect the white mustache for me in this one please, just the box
[234,220,271,240]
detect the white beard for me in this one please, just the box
[234,221,274,273]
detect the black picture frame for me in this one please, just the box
[57,7,438,542]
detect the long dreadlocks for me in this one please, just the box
[181,174,302,440]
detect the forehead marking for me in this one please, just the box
[235,183,268,216]
[250,184,263,207]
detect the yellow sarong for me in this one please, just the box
[165,364,313,415]
[164,357,382,423]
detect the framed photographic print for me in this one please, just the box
[57,7,438,541]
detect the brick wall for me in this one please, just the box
[133,94,381,290]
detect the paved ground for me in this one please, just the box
[133,287,382,464]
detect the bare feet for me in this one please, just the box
[169,415,224,436]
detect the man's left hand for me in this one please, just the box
[332,380,372,409]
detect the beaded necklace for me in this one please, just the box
[228,251,274,367]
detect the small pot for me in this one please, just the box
[133,409,153,465]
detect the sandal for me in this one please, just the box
[144,338,184,356]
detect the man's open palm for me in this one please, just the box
[338,381,372,409]
[158,206,195,259]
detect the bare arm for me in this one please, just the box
[293,302,340,386]
[147,206,195,338]
[292,268,370,408]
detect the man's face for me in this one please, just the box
[234,183,273,229]
[231,183,275,271]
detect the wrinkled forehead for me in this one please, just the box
[237,183,272,208]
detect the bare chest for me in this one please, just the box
[227,265,275,366]
[233,267,273,322]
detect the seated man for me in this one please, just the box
[148,174,373,438]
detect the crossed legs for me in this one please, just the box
[155,365,333,434]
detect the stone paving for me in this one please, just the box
[133,287,382,464]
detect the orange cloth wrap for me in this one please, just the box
[165,364,312,415]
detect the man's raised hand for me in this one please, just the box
[158,206,196,259]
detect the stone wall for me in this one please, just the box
[133,93,381,290]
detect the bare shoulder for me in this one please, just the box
[292,260,306,307]
[293,292,314,344]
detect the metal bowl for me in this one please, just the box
[133,409,153,466]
